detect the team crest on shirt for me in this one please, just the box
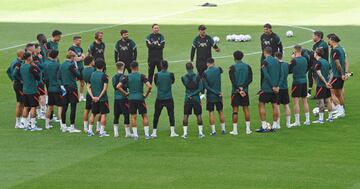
[120,45,129,51]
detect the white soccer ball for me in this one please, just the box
[239,35,245,42]
[226,35,232,41]
[244,35,251,41]
[234,35,241,42]
[230,34,237,41]
[286,30,294,37]
[312,107,320,116]
[213,36,220,44]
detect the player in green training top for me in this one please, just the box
[190,25,221,75]
[328,34,346,118]
[58,51,82,133]
[289,45,311,127]
[113,62,132,138]
[36,33,47,62]
[312,48,334,124]
[69,35,86,102]
[146,24,165,84]
[257,47,281,132]
[152,60,178,138]
[18,52,42,131]
[86,59,110,137]
[81,56,99,133]
[181,62,204,139]
[118,61,152,140]
[203,58,225,136]
[7,49,24,129]
[229,51,253,135]
[274,52,291,128]
[45,30,62,53]
[43,50,63,130]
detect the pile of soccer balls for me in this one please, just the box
[225,34,252,42]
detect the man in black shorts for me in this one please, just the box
[117,61,152,140]
[229,51,253,135]
[7,49,25,129]
[113,62,132,138]
[257,47,281,132]
[43,50,63,129]
[275,52,291,128]
[181,62,204,139]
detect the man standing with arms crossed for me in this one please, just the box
[146,24,165,84]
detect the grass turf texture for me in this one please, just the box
[0,0,360,188]
[0,23,359,189]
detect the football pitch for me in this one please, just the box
[0,0,360,188]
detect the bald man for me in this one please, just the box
[7,49,25,129]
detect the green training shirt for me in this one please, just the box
[90,71,109,102]
[204,66,222,102]
[154,70,175,100]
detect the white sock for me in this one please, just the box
[232,123,238,133]
[286,116,291,126]
[272,121,277,128]
[295,114,300,124]
[144,126,149,136]
[261,121,267,129]
[16,117,20,126]
[45,118,50,127]
[125,126,131,135]
[319,112,324,121]
[83,121,88,130]
[100,125,105,134]
[305,112,310,122]
[132,127,138,136]
[80,93,84,98]
[21,117,26,125]
[170,126,175,134]
[152,128,157,135]
[221,123,225,131]
[210,125,215,133]
[96,121,100,131]
[198,125,203,135]
[246,121,250,131]
[30,118,36,128]
[114,124,119,134]
[328,112,333,119]
[183,126,188,135]
[88,124,93,132]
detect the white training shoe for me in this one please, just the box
[303,121,311,126]
[61,126,68,133]
[125,133,134,138]
[99,131,110,137]
[229,130,238,135]
[151,133,157,138]
[170,132,179,137]
[15,124,24,129]
[245,129,252,135]
[290,122,300,127]
[45,125,53,129]
[68,127,81,133]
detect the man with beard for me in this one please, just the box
[115,29,137,73]
[88,31,105,61]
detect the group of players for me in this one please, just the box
[6,23,349,139]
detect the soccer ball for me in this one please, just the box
[286,30,294,37]
[244,35,251,41]
[239,35,245,42]
[312,107,320,116]
[230,34,237,41]
[226,35,231,41]
[234,35,241,42]
[213,36,220,44]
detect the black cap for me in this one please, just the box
[198,25,207,30]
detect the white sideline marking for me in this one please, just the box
[0,0,242,51]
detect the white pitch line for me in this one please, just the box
[0,0,242,51]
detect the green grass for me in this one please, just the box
[0,1,360,189]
